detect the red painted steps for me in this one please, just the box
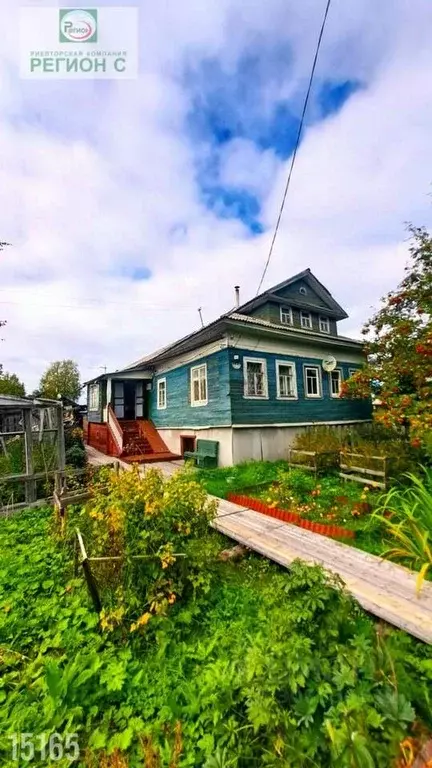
[118,419,181,463]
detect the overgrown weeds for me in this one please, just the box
[374,467,432,592]
[1,472,432,766]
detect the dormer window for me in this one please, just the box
[319,316,330,333]
[299,286,307,295]
[280,306,293,325]
[300,311,312,329]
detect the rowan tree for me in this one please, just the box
[341,225,432,449]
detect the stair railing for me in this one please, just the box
[107,404,123,454]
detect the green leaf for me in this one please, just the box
[108,727,133,752]
[45,660,63,699]
[351,732,376,768]
[88,728,108,749]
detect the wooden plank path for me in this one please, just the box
[86,448,432,644]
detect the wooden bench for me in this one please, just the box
[184,439,219,468]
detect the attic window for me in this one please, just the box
[300,311,312,329]
[280,306,293,325]
[299,286,307,295]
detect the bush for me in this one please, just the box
[293,425,345,453]
[293,424,417,478]
[75,465,218,628]
[65,442,86,468]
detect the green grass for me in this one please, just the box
[1,507,432,766]
[197,459,287,499]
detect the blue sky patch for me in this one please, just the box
[202,186,263,234]
[110,265,152,281]
[185,49,361,233]
[317,79,363,118]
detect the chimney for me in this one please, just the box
[234,285,240,308]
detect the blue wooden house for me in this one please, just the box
[84,269,371,465]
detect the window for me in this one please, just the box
[348,368,357,378]
[330,370,342,398]
[191,364,208,406]
[244,358,268,398]
[280,306,293,325]
[300,311,312,329]
[276,361,297,399]
[319,316,330,333]
[89,383,99,410]
[304,366,321,398]
[299,286,307,295]
[157,378,167,409]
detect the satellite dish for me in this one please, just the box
[322,355,337,372]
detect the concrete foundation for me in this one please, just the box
[232,426,302,464]
[157,427,234,467]
[157,421,370,467]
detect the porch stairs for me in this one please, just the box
[115,417,179,463]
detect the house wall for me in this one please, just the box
[86,380,106,424]
[157,427,234,466]
[249,302,338,336]
[149,347,232,429]
[227,345,371,426]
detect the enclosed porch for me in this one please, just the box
[84,372,179,463]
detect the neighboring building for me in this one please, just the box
[84,269,371,466]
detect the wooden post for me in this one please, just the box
[76,529,101,613]
[23,408,36,504]
[56,405,66,491]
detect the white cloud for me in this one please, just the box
[0,0,432,392]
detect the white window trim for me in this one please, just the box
[348,368,357,378]
[329,368,343,398]
[300,311,312,329]
[319,316,330,334]
[279,306,293,326]
[157,378,167,409]
[299,286,307,295]
[89,383,100,410]
[303,365,322,398]
[243,357,269,399]
[276,360,298,400]
[190,363,208,407]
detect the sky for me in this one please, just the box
[1,0,432,393]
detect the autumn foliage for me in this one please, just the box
[341,225,432,449]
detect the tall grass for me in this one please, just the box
[375,468,432,593]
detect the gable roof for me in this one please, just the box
[236,268,348,319]
[85,270,356,382]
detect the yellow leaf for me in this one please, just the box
[416,563,430,596]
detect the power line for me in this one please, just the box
[256,0,332,296]
[0,299,195,311]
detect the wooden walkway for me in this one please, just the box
[86,448,432,644]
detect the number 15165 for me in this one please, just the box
[8,733,79,762]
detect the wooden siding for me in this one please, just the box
[149,348,232,428]
[87,422,108,453]
[229,348,371,425]
[86,380,107,424]
[249,302,338,336]
[276,280,329,308]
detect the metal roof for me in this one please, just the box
[228,313,363,346]
[0,394,61,409]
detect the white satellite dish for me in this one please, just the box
[322,355,337,372]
